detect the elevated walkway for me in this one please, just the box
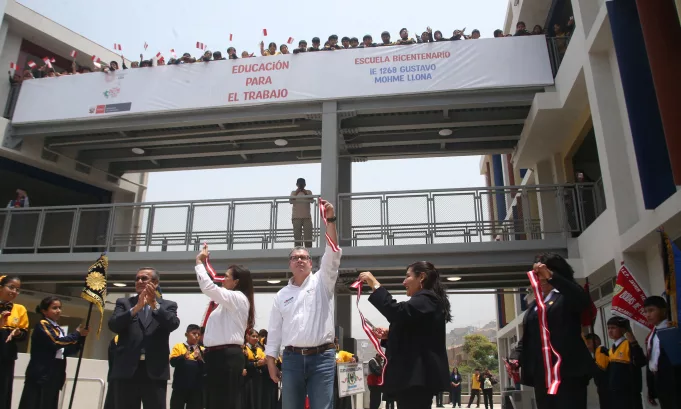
[0,184,603,294]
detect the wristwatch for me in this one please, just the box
[326,216,337,223]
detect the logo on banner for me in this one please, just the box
[611,263,653,329]
[103,87,121,99]
[89,103,132,115]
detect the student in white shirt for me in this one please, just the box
[265,200,341,409]
[643,296,680,409]
[195,244,254,409]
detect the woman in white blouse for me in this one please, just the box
[195,244,255,409]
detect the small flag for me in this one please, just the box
[263,28,268,36]
[287,37,294,45]
[91,55,100,62]
[81,253,108,337]
[50,57,56,63]
[27,60,37,69]
[70,50,78,58]
[114,43,122,51]
[229,33,233,41]
[196,41,205,50]
[42,57,52,68]
[9,62,16,70]
[156,52,162,59]
[144,42,148,50]
[170,49,177,58]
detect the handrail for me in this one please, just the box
[337,183,596,197]
[13,375,106,409]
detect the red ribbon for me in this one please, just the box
[319,198,340,252]
[200,245,223,330]
[349,280,387,386]
[527,270,562,394]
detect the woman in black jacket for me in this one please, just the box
[358,261,451,409]
[450,367,462,408]
[515,253,593,409]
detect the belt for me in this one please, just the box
[284,343,335,356]
[205,344,241,352]
[140,354,145,361]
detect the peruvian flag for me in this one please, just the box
[170,49,177,58]
[91,55,101,68]
[287,37,294,45]
[263,28,268,36]
[611,263,653,329]
[196,41,205,50]
[42,57,52,68]
[9,62,16,70]
[70,50,78,58]
[144,42,148,50]
[156,52,162,59]
[114,43,122,51]
[229,33,233,41]
[27,60,37,69]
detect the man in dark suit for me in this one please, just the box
[515,254,594,409]
[108,267,180,409]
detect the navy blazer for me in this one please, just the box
[25,319,82,384]
[108,295,180,381]
[369,287,450,394]
[516,273,595,387]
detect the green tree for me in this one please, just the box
[461,334,498,373]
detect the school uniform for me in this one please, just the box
[591,345,610,409]
[195,263,249,409]
[449,372,462,408]
[169,342,205,409]
[243,343,266,409]
[606,337,646,409]
[18,319,82,409]
[645,320,681,409]
[0,302,28,409]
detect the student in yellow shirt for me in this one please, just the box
[0,275,28,409]
[243,329,266,409]
[169,325,204,409]
[467,369,481,408]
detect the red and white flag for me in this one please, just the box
[170,49,177,58]
[196,41,205,50]
[114,43,122,51]
[27,60,37,69]
[50,57,56,63]
[9,62,16,71]
[42,57,52,68]
[144,42,148,50]
[156,52,162,59]
[612,263,653,329]
[229,33,233,41]
[70,50,78,58]
[263,28,268,36]
[91,55,101,68]
[287,37,294,45]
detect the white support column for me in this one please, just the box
[338,157,352,247]
[320,101,339,242]
[534,160,564,238]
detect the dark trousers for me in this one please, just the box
[113,361,168,409]
[104,381,115,409]
[0,360,15,409]
[435,392,444,406]
[482,389,493,409]
[395,387,433,409]
[609,391,643,409]
[450,388,462,407]
[204,347,244,409]
[170,388,202,409]
[533,377,587,409]
[369,386,382,409]
[596,386,609,409]
[653,371,681,409]
[467,389,480,407]
[18,380,61,409]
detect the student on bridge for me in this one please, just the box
[0,275,28,409]
[358,261,451,409]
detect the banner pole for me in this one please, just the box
[67,303,93,409]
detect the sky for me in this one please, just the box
[16,0,509,347]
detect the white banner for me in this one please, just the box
[337,362,365,397]
[12,36,553,124]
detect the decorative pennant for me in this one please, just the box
[81,253,109,337]
[349,280,387,385]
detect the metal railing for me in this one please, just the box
[4,82,21,119]
[0,184,605,254]
[546,36,572,77]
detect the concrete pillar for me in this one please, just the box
[335,295,352,349]
[320,101,339,242]
[534,160,563,237]
[338,157,352,247]
[583,50,642,235]
[634,0,681,186]
[606,0,676,209]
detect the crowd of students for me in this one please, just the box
[9,20,574,82]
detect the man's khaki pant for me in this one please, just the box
[292,218,313,248]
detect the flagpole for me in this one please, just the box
[67,303,93,409]
[586,277,595,334]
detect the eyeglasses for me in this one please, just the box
[289,255,311,261]
[135,276,152,282]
